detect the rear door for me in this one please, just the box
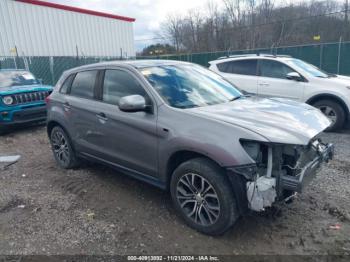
[64,69,103,155]
[257,59,305,100]
[215,59,258,94]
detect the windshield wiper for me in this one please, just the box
[327,73,337,78]
[229,95,243,102]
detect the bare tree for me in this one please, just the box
[159,0,348,54]
[162,14,183,52]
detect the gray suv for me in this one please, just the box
[47,60,334,235]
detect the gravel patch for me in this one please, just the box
[0,125,349,255]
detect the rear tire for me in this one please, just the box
[313,99,345,132]
[50,126,79,169]
[170,157,240,235]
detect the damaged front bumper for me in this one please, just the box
[280,140,334,193]
[229,139,334,212]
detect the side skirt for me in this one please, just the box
[78,152,167,190]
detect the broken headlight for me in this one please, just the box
[241,140,261,162]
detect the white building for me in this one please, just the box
[0,0,136,57]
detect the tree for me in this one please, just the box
[160,0,347,53]
[141,43,176,56]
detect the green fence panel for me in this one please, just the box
[137,42,350,75]
[322,43,339,74]
[1,42,349,87]
[0,57,16,69]
[339,43,350,75]
[28,57,52,85]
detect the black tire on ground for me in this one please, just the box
[50,126,79,169]
[312,99,346,132]
[170,157,240,235]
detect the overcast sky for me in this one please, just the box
[45,0,226,51]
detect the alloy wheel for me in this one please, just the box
[51,130,70,165]
[176,173,221,226]
[318,105,337,126]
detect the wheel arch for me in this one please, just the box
[165,150,224,190]
[47,120,66,137]
[306,93,350,117]
[47,120,75,149]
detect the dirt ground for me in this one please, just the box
[0,125,349,256]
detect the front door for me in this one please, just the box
[92,69,158,177]
[257,59,305,100]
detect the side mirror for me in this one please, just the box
[38,79,43,85]
[286,72,302,81]
[118,95,147,112]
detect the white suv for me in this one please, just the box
[209,54,350,131]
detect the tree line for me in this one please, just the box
[142,0,350,55]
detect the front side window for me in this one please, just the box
[259,60,295,79]
[70,70,98,99]
[0,70,39,89]
[217,59,257,76]
[102,70,147,105]
[140,64,241,109]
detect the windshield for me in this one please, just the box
[286,59,330,78]
[0,70,39,89]
[140,64,242,109]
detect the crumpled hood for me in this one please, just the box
[0,84,53,95]
[188,96,331,145]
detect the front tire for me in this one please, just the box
[170,158,240,235]
[50,126,79,169]
[312,99,345,132]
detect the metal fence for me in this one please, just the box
[0,56,123,86]
[1,41,350,86]
[139,41,350,76]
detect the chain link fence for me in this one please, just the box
[139,41,350,76]
[1,41,349,86]
[0,56,124,86]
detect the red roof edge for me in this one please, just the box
[15,0,136,22]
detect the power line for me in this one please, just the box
[135,9,346,42]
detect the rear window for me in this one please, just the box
[70,70,98,99]
[217,59,257,76]
[60,74,75,94]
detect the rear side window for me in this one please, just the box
[60,74,75,94]
[70,70,98,99]
[259,60,295,79]
[217,59,257,76]
[102,70,147,105]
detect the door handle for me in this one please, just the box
[96,112,108,121]
[259,82,269,86]
[63,102,71,111]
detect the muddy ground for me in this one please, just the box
[0,126,349,256]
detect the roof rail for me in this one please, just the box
[217,54,259,60]
[216,53,292,60]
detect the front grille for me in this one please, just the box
[12,91,51,105]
